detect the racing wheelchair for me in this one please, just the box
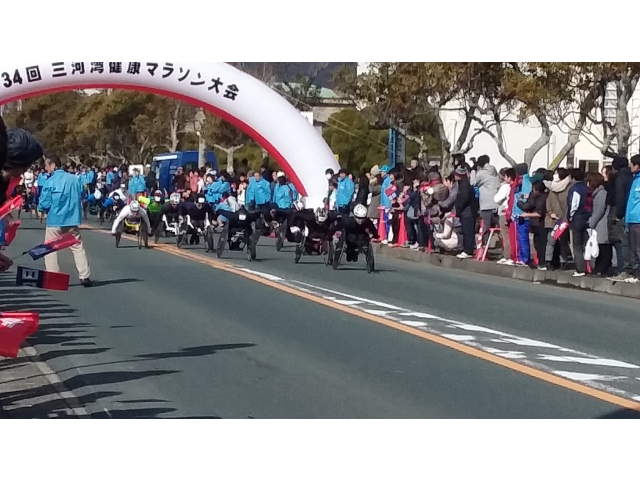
[115,217,149,249]
[176,218,210,250]
[154,216,180,244]
[291,225,330,265]
[330,230,375,273]
[215,211,257,261]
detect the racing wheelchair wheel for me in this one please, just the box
[205,228,215,253]
[294,233,305,264]
[325,240,333,267]
[216,225,228,259]
[365,244,375,273]
[247,234,257,262]
[275,219,287,252]
[176,225,187,249]
[138,222,149,249]
[332,235,345,271]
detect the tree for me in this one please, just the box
[2,91,86,157]
[323,109,388,173]
[334,62,486,173]
[464,62,574,167]
[201,112,251,174]
[579,63,640,159]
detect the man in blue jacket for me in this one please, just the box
[246,171,271,211]
[38,155,92,287]
[336,169,355,214]
[625,155,640,283]
[511,163,532,265]
[127,168,146,200]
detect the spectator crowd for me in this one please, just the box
[326,153,640,284]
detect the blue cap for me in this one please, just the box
[380,165,391,173]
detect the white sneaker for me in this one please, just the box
[503,259,515,266]
[456,252,471,259]
[410,243,420,250]
[624,276,640,284]
[572,272,586,278]
[381,239,389,245]
[497,258,507,265]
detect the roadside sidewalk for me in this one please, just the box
[375,244,640,300]
[0,272,87,419]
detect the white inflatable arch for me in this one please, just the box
[0,61,339,206]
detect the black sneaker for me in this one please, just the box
[80,278,93,288]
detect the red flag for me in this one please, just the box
[26,233,80,260]
[0,312,39,358]
[0,196,23,222]
[5,220,20,246]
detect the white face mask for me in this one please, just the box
[553,174,560,182]
[154,196,162,202]
[326,174,332,180]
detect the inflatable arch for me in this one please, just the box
[0,61,339,207]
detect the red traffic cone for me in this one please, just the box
[376,207,386,243]
[474,219,485,260]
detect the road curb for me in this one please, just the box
[374,244,640,300]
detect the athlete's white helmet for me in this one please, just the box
[169,193,181,205]
[353,204,367,219]
[315,207,328,223]
[93,190,102,201]
[130,201,140,213]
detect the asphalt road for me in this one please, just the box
[2,216,640,419]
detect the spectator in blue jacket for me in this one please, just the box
[273,174,294,210]
[38,155,92,287]
[84,166,96,191]
[204,172,231,204]
[625,155,640,283]
[288,180,298,201]
[128,168,146,199]
[512,163,532,265]
[246,171,271,210]
[336,169,355,214]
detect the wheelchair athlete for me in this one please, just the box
[289,207,334,254]
[329,204,378,262]
[178,195,215,245]
[153,193,182,242]
[111,200,152,238]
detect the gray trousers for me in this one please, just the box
[629,224,640,278]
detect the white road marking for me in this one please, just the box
[442,335,476,342]
[491,338,565,350]
[290,280,403,310]
[448,324,506,336]
[400,321,429,328]
[483,348,527,360]
[553,371,628,382]
[538,355,640,369]
[329,299,364,306]
[362,309,396,316]
[398,312,442,319]
[239,268,284,282]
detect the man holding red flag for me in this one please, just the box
[38,155,93,287]
[0,117,45,271]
